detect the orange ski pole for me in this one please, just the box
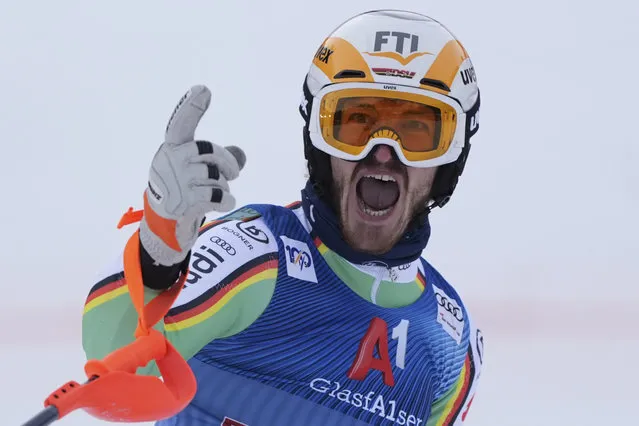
[21,212,197,425]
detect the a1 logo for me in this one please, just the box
[347,318,410,387]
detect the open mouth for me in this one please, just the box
[356,174,400,217]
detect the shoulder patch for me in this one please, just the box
[280,235,318,283]
[433,283,465,345]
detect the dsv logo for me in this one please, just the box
[210,236,236,256]
[285,245,312,271]
[435,292,464,322]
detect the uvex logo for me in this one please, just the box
[314,45,334,64]
[366,31,432,65]
[468,108,479,134]
[460,66,477,85]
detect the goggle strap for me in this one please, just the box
[465,90,481,138]
[300,78,314,122]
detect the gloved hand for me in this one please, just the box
[139,85,246,266]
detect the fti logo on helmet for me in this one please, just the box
[374,31,419,54]
[364,31,432,66]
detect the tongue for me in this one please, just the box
[358,177,400,210]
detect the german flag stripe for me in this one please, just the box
[285,201,302,210]
[313,235,329,255]
[165,253,278,319]
[84,273,128,314]
[439,345,476,426]
[164,258,278,331]
[416,271,426,291]
[86,272,124,296]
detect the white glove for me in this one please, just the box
[139,85,246,266]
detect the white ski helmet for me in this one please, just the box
[300,9,480,210]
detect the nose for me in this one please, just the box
[372,145,394,164]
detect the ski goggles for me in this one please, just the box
[307,82,472,168]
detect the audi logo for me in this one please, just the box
[435,292,464,322]
[210,236,236,255]
[398,263,412,270]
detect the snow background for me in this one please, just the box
[0,0,637,424]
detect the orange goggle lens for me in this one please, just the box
[319,88,459,162]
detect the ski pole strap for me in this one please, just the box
[28,217,197,424]
[122,227,186,336]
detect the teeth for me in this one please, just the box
[365,174,396,182]
[358,198,393,217]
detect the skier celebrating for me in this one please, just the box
[82,9,483,426]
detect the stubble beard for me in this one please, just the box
[332,178,431,255]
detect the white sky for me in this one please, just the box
[1,1,636,306]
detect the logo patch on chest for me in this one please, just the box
[433,284,464,344]
[280,236,318,283]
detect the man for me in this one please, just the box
[83,9,483,426]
